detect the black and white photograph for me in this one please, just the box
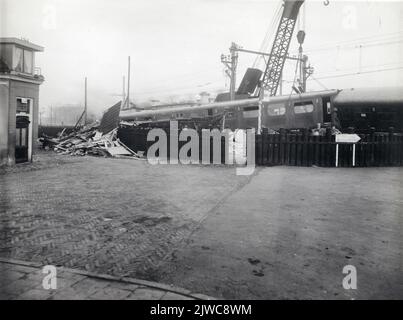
[0,0,402,309]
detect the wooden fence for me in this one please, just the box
[256,129,403,167]
[38,125,75,138]
[118,126,403,167]
[118,126,227,163]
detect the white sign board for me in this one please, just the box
[335,134,361,143]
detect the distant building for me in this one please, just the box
[41,105,84,126]
[198,91,211,104]
[0,38,44,165]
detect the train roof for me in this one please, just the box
[334,87,403,106]
[120,89,338,120]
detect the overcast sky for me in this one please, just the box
[1,0,403,116]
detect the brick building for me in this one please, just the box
[0,38,44,165]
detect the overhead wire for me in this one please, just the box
[282,65,403,84]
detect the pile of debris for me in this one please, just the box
[39,123,142,159]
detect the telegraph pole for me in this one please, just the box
[123,75,126,101]
[229,43,238,100]
[127,56,131,109]
[221,43,238,100]
[84,77,87,125]
[121,75,126,109]
[296,30,313,93]
[301,55,308,92]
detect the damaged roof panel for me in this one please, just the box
[99,101,121,134]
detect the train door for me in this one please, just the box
[241,106,259,129]
[292,100,315,128]
[322,97,332,124]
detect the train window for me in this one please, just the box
[208,109,213,116]
[294,101,314,114]
[242,106,259,118]
[243,106,258,111]
[243,111,259,118]
[243,106,259,118]
[267,104,286,116]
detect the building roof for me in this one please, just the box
[334,87,403,106]
[0,38,44,52]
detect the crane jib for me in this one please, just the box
[283,0,305,20]
[262,0,304,96]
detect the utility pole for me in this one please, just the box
[84,77,87,125]
[127,56,131,109]
[226,44,312,96]
[229,43,238,100]
[296,30,313,93]
[221,43,238,100]
[120,75,126,109]
[123,75,126,101]
[300,55,308,92]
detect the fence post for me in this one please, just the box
[388,127,394,166]
[255,132,262,166]
[325,128,332,167]
[262,128,268,165]
[279,128,285,165]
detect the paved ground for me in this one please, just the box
[160,166,403,299]
[0,258,212,300]
[1,151,402,299]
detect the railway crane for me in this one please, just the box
[221,0,305,100]
[261,0,304,96]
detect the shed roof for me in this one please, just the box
[0,38,44,52]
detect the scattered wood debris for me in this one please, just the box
[38,124,142,159]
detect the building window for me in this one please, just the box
[13,47,23,72]
[13,47,33,74]
[16,98,31,113]
[294,101,314,114]
[23,50,33,74]
[267,104,286,116]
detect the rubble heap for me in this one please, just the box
[39,123,142,159]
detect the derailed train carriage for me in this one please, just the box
[119,87,403,133]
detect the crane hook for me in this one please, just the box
[323,0,330,6]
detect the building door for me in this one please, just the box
[15,116,30,163]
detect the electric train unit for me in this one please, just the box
[119,87,403,133]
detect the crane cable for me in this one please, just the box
[297,1,306,32]
[252,1,283,69]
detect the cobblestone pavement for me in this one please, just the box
[0,258,213,300]
[0,151,248,282]
[1,151,402,299]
